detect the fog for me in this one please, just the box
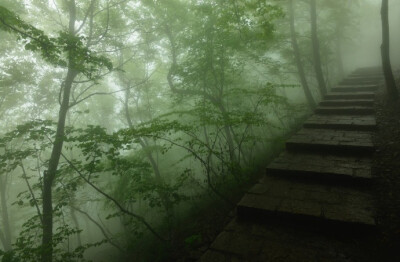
[0,0,399,261]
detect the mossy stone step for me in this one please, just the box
[304,114,376,131]
[331,85,378,92]
[237,176,376,229]
[324,92,375,100]
[315,106,374,115]
[266,151,372,184]
[285,128,374,154]
[319,99,374,107]
[340,77,382,85]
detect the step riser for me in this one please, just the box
[266,168,373,186]
[320,101,374,107]
[315,108,374,115]
[340,79,382,85]
[331,87,377,92]
[325,94,375,100]
[285,142,374,155]
[267,168,373,186]
[237,205,376,232]
[303,123,376,131]
[350,73,383,77]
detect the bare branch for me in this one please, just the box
[75,0,96,34]
[93,0,129,16]
[20,162,43,224]
[69,71,154,108]
[70,205,124,252]
[59,152,167,242]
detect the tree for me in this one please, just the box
[310,0,327,96]
[0,2,113,261]
[288,0,316,108]
[381,0,398,100]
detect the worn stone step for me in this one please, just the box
[331,85,378,92]
[340,75,383,84]
[346,75,383,80]
[266,151,373,184]
[315,106,374,115]
[325,92,375,100]
[237,176,376,229]
[340,77,382,85]
[349,72,383,77]
[304,114,376,131]
[353,67,382,74]
[320,99,374,107]
[286,128,374,154]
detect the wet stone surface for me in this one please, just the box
[325,92,375,100]
[304,114,376,130]
[315,105,374,115]
[286,128,374,153]
[267,151,372,180]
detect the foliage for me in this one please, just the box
[0,6,112,78]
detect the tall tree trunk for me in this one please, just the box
[335,27,345,79]
[381,0,398,100]
[0,175,12,251]
[42,1,77,261]
[288,0,316,109]
[310,0,327,96]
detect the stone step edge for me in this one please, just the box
[285,141,375,154]
[266,165,373,185]
[303,122,376,131]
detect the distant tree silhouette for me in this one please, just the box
[381,0,398,100]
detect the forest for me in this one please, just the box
[0,0,399,261]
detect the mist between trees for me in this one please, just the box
[0,0,398,261]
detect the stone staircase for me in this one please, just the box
[199,67,383,261]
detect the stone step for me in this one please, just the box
[349,72,383,77]
[285,128,374,154]
[237,176,376,229]
[325,92,375,100]
[340,77,382,85]
[331,85,378,92]
[346,75,383,80]
[304,114,376,131]
[266,152,373,184]
[319,99,374,107]
[315,106,374,115]
[353,67,382,74]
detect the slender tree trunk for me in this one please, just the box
[310,0,327,96]
[42,1,77,261]
[289,0,316,108]
[381,0,398,100]
[335,27,345,79]
[0,175,12,251]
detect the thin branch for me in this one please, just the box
[59,152,167,242]
[91,0,110,46]
[70,205,124,252]
[93,0,129,16]
[20,162,43,224]
[69,72,154,108]
[75,0,96,34]
[72,53,136,84]
[142,135,234,206]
